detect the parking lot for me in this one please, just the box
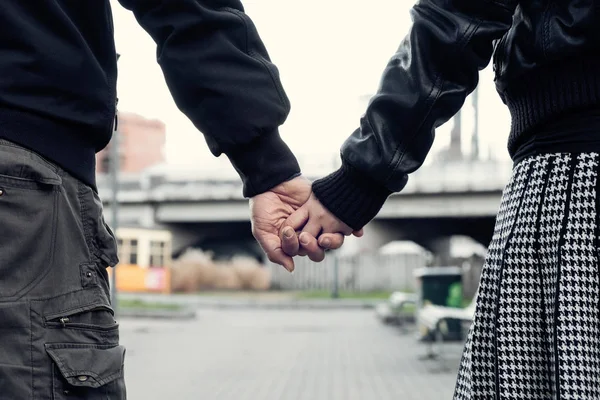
[120,308,463,399]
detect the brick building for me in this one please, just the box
[96,111,166,174]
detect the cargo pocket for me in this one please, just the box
[0,144,62,299]
[40,290,120,348]
[46,343,126,400]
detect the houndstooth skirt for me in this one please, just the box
[454,153,600,400]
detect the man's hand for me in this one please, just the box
[282,193,364,254]
[250,176,345,272]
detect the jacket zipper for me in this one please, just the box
[46,306,117,332]
[493,35,508,75]
[47,318,118,332]
[114,99,119,133]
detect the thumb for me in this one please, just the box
[281,226,300,257]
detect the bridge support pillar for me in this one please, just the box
[336,220,408,255]
[426,237,454,266]
[163,225,209,257]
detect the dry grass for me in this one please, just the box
[170,249,271,293]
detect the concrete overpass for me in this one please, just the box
[98,159,513,259]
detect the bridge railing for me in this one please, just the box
[96,160,513,202]
[401,160,512,194]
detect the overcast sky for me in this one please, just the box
[110,0,512,174]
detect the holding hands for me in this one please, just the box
[250,176,363,272]
[279,193,363,260]
[249,176,350,272]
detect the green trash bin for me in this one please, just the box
[414,266,463,341]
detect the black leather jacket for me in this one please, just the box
[313,0,600,230]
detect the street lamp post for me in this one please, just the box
[110,53,121,313]
[332,255,339,299]
[471,85,479,160]
[109,115,119,313]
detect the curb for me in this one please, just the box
[116,308,197,320]
[191,300,378,310]
[116,294,381,311]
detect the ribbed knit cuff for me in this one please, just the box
[226,129,301,197]
[503,54,600,156]
[312,164,392,231]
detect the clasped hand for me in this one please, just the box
[250,176,362,272]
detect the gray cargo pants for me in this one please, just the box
[0,139,126,399]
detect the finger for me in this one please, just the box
[258,235,295,273]
[301,219,322,239]
[282,205,309,232]
[352,228,364,237]
[323,222,353,236]
[280,226,300,257]
[298,232,325,262]
[296,219,322,257]
[318,233,344,250]
[267,247,295,273]
[297,232,310,257]
[340,226,355,236]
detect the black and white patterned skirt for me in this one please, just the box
[454,153,600,399]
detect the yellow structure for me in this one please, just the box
[107,227,173,293]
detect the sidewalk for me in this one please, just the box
[121,308,460,399]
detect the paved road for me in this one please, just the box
[120,309,463,399]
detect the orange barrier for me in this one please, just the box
[107,264,171,294]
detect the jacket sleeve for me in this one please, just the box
[117,0,300,197]
[311,0,518,230]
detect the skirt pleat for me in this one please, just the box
[454,153,600,400]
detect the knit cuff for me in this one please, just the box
[312,164,392,230]
[226,129,301,197]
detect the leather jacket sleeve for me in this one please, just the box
[312,0,518,230]
[118,0,300,197]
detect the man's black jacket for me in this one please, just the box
[0,0,299,194]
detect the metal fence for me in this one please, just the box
[267,251,431,293]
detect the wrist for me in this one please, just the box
[312,163,392,230]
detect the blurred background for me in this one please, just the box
[104,1,513,398]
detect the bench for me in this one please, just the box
[375,291,417,328]
[417,292,478,369]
